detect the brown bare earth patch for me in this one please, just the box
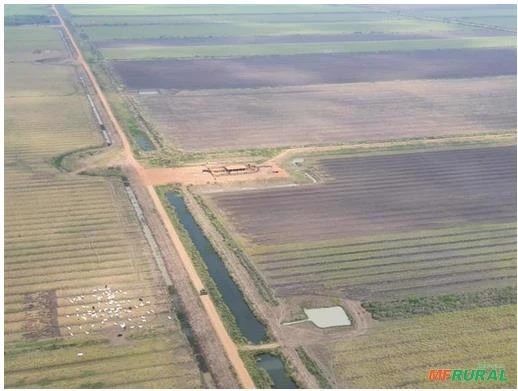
[22,290,60,340]
[143,163,288,186]
[134,76,516,151]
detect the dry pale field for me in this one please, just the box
[324,305,516,388]
[4,23,202,388]
[136,76,516,151]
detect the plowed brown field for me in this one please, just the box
[135,77,516,151]
[208,146,517,300]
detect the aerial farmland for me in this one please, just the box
[4,3,517,389]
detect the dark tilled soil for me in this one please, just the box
[113,48,516,90]
[210,146,517,300]
[211,146,517,244]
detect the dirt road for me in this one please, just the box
[54,6,254,388]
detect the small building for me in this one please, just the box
[224,164,249,174]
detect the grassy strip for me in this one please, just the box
[79,166,124,177]
[167,286,210,385]
[256,227,516,262]
[363,286,517,320]
[103,36,516,60]
[251,221,516,255]
[51,145,105,172]
[276,133,516,174]
[147,146,284,168]
[155,185,246,344]
[111,99,156,151]
[296,347,331,388]
[5,338,107,359]
[189,190,277,305]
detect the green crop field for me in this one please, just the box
[327,305,516,388]
[73,11,388,27]
[4,22,202,389]
[4,26,64,51]
[80,18,465,41]
[4,4,51,16]
[102,36,516,60]
[66,4,365,16]
[383,5,516,31]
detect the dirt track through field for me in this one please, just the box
[53,6,254,388]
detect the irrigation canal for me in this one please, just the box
[256,354,298,389]
[165,191,267,344]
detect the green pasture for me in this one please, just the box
[66,4,364,16]
[102,36,516,60]
[80,18,465,40]
[73,11,388,26]
[4,4,51,16]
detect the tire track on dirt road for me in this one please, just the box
[53,5,254,388]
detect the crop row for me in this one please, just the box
[269,252,515,286]
[260,235,516,268]
[225,209,514,245]
[264,251,516,287]
[218,186,513,215]
[5,63,78,98]
[251,222,516,254]
[256,225,516,260]
[211,146,515,245]
[255,218,516,299]
[4,22,202,388]
[328,305,516,387]
[5,337,197,388]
